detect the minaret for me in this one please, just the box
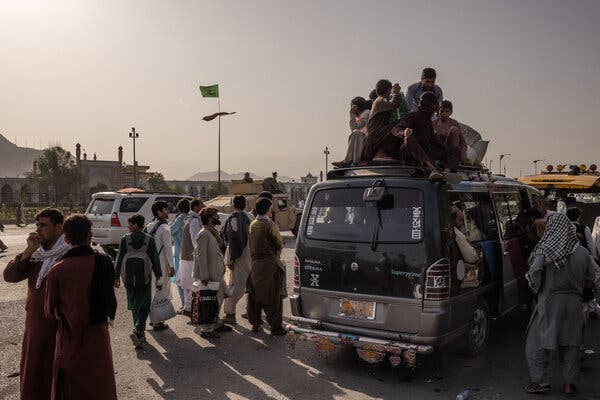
[75,143,81,166]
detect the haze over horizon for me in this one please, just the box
[1,0,599,180]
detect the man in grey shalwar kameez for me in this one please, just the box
[524,213,599,396]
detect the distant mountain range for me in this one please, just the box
[0,134,42,177]
[186,170,295,182]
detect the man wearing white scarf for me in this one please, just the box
[3,208,69,400]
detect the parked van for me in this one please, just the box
[287,164,539,367]
[86,191,193,258]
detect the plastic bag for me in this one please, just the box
[191,288,219,325]
[149,288,176,323]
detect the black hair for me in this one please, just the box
[368,89,377,102]
[233,195,246,210]
[35,208,64,226]
[351,96,370,113]
[375,79,392,97]
[440,100,453,111]
[566,207,582,222]
[421,67,437,79]
[151,201,169,217]
[177,198,190,213]
[63,214,92,246]
[257,191,273,200]
[200,207,218,225]
[128,214,145,228]
[256,198,272,216]
[190,199,204,210]
[419,91,438,106]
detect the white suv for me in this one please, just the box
[86,192,193,258]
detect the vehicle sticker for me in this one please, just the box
[307,225,314,235]
[309,274,320,287]
[308,216,315,225]
[304,259,322,265]
[390,270,421,279]
[304,264,323,272]
[411,206,422,240]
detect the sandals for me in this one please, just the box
[523,382,550,394]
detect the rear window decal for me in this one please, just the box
[411,206,422,240]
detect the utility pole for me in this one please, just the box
[533,159,545,175]
[129,127,139,187]
[324,146,330,175]
[499,153,511,175]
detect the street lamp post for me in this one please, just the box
[499,153,511,175]
[129,127,139,187]
[533,159,545,174]
[324,146,330,176]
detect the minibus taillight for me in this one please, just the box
[424,259,450,300]
[293,255,300,288]
[110,212,121,227]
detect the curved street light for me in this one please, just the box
[499,153,511,175]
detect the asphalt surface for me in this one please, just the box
[1,224,600,399]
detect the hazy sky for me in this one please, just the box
[1,0,599,180]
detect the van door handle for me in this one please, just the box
[503,251,510,256]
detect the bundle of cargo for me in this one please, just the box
[459,122,489,166]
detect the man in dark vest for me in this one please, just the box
[176,199,204,316]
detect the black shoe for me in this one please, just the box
[251,325,262,333]
[152,323,169,331]
[200,331,220,338]
[270,327,287,336]
[130,330,142,347]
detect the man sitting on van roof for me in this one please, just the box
[397,92,462,175]
[406,67,443,112]
[360,79,404,161]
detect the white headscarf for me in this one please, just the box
[30,234,70,289]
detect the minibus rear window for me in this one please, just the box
[305,188,423,243]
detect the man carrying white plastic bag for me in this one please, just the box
[192,207,233,338]
[149,287,176,324]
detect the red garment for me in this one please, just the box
[3,255,56,400]
[44,247,117,400]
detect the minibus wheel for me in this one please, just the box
[465,298,490,356]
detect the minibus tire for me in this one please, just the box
[464,298,490,356]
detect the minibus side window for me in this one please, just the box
[447,192,498,242]
[493,192,525,239]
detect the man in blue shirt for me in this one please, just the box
[406,67,443,112]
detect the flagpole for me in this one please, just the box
[218,96,221,192]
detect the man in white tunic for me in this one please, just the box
[146,201,175,330]
[176,199,203,316]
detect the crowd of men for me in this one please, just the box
[343,67,467,180]
[3,192,287,399]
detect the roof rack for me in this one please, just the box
[327,161,496,182]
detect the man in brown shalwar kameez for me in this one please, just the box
[3,208,68,400]
[44,214,117,400]
[246,198,287,335]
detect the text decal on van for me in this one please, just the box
[411,207,422,240]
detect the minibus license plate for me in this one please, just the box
[339,299,376,320]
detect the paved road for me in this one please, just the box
[1,224,599,399]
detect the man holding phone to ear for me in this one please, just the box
[3,208,69,400]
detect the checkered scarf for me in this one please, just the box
[530,213,579,270]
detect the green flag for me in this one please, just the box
[199,84,219,98]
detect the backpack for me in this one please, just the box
[144,220,167,256]
[121,233,153,290]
